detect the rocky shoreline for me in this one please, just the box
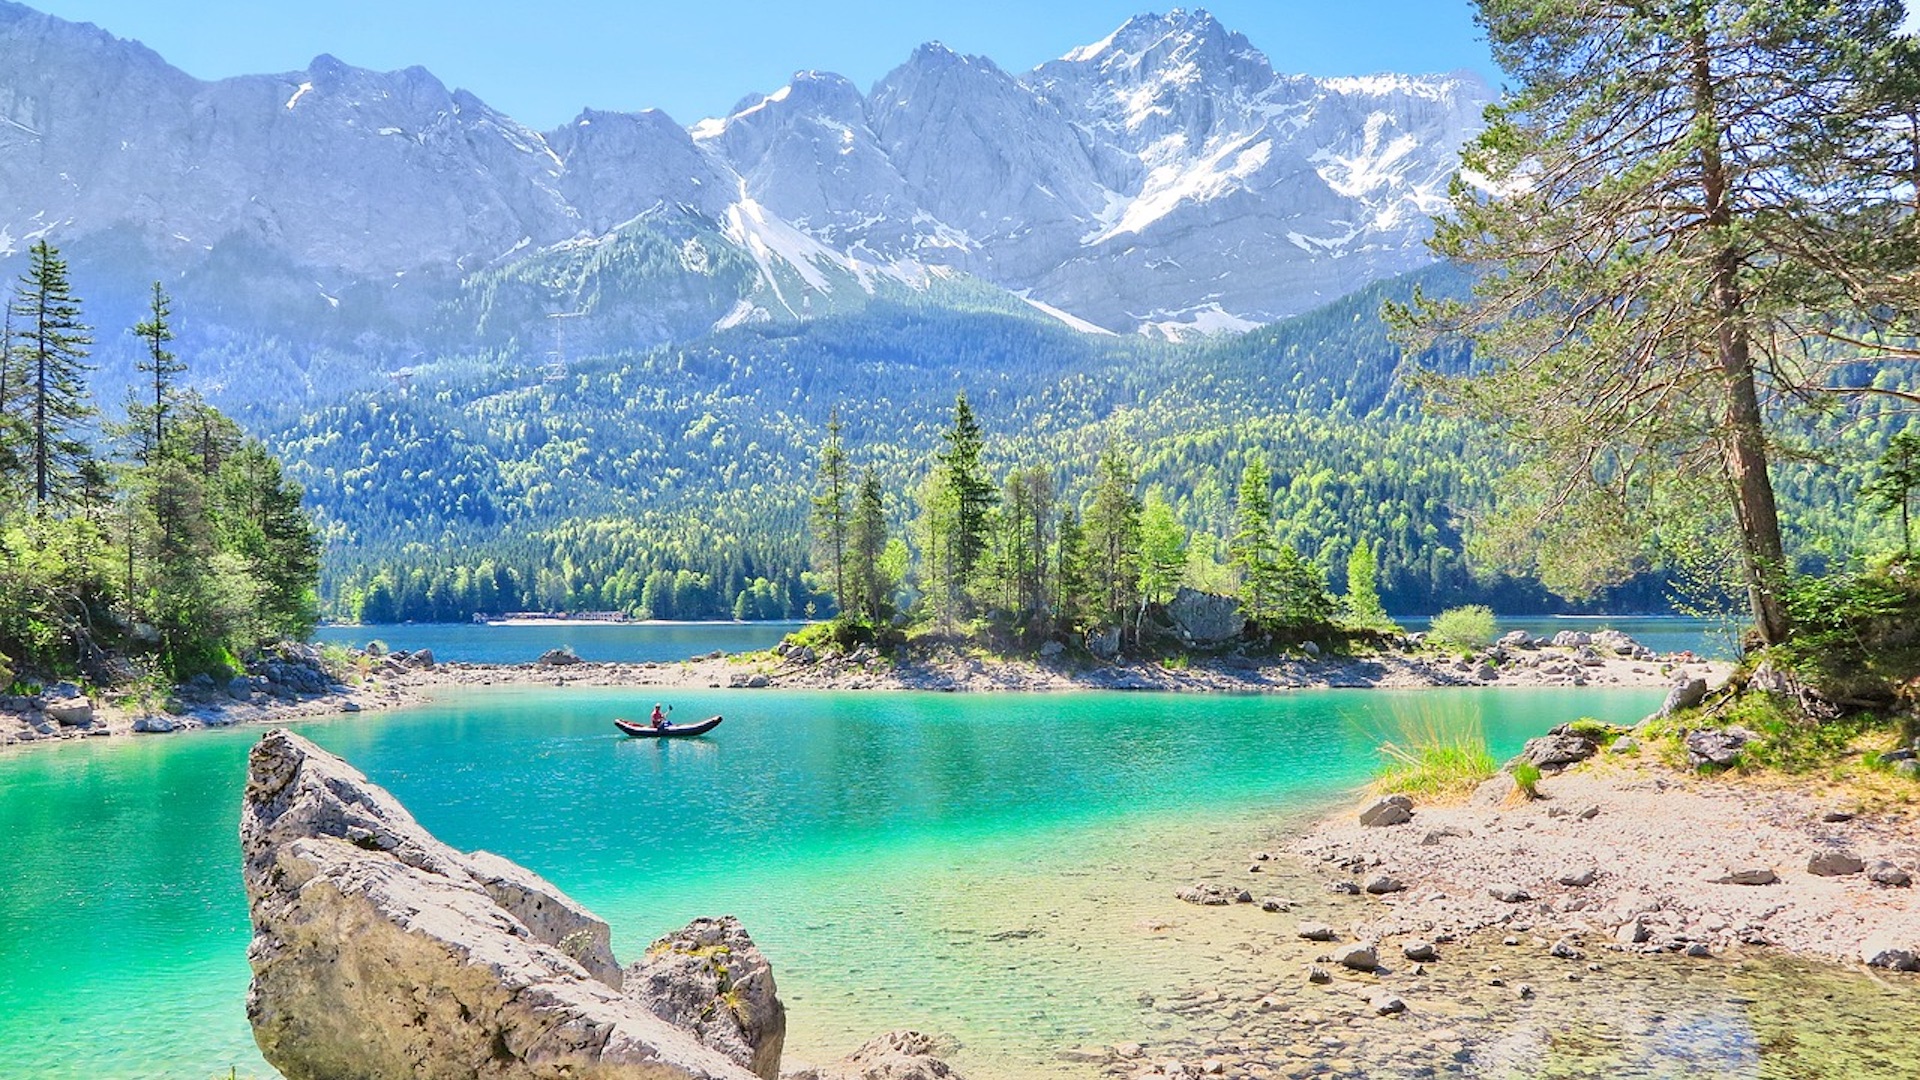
[0,631,1728,753]
[1082,752,1920,1079]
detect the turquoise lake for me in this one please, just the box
[10,682,1911,1080]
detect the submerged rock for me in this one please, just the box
[787,1030,965,1080]
[240,729,763,1080]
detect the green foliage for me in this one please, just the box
[1343,537,1394,631]
[0,256,321,682]
[1398,0,1920,645]
[809,407,851,612]
[1429,604,1497,652]
[1510,761,1542,800]
[1565,718,1625,744]
[1372,702,1499,797]
[1864,428,1920,557]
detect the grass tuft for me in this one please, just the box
[1368,700,1499,798]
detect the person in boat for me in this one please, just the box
[650,703,669,730]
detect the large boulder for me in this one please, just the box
[1514,732,1597,772]
[627,917,786,1080]
[1166,587,1246,646]
[1085,625,1122,660]
[1658,677,1710,718]
[44,695,94,727]
[537,647,582,667]
[240,729,763,1080]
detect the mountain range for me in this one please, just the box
[0,2,1489,397]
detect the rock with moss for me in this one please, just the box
[625,917,786,1080]
[240,729,761,1080]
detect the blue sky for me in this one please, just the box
[30,1,1500,130]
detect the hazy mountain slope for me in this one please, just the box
[0,1,1489,402]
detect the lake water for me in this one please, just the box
[312,620,802,664]
[317,616,1736,665]
[6,684,1906,1079]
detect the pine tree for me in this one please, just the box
[129,282,185,469]
[939,392,996,602]
[1344,537,1392,629]
[1084,450,1142,629]
[809,407,850,616]
[1053,505,1091,635]
[9,241,94,507]
[1866,430,1920,557]
[1230,455,1281,624]
[1399,1,1920,645]
[846,467,890,623]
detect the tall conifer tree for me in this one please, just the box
[1401,0,1919,645]
[9,241,93,507]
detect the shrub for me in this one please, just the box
[1511,761,1542,799]
[1429,605,1498,651]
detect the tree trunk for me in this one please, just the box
[1692,27,1790,646]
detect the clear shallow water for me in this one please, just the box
[2,685,1902,1079]
[311,620,802,665]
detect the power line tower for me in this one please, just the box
[545,309,585,384]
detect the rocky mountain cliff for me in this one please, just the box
[0,2,1489,391]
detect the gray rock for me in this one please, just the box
[1085,625,1123,660]
[1325,880,1362,896]
[1863,936,1920,971]
[1420,825,1470,846]
[1257,896,1291,912]
[745,674,770,689]
[401,648,436,670]
[1305,964,1332,984]
[1488,885,1532,903]
[1362,875,1405,895]
[1296,922,1337,942]
[228,676,255,701]
[1895,760,1920,779]
[1474,664,1498,681]
[1359,795,1414,827]
[1867,861,1913,887]
[1498,630,1536,650]
[1614,919,1651,945]
[1550,631,1591,648]
[1401,940,1437,962]
[1514,733,1597,772]
[1715,867,1778,886]
[239,729,762,1080]
[1472,773,1518,805]
[627,917,786,1080]
[132,714,184,734]
[1807,851,1865,877]
[44,696,93,727]
[1610,736,1640,754]
[1332,943,1379,972]
[1658,677,1709,718]
[1370,993,1406,1016]
[1037,640,1065,659]
[1685,726,1758,769]
[1683,942,1713,958]
[1549,937,1585,960]
[536,647,582,666]
[1557,868,1598,888]
[1820,809,1856,823]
